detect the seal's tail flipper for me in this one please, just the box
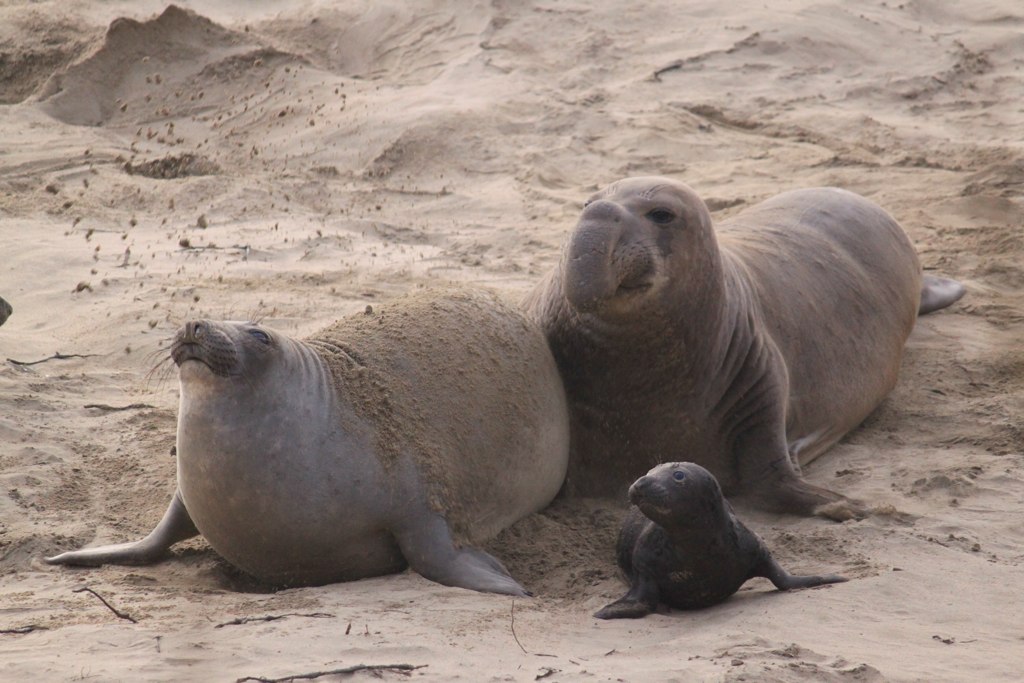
[919,275,966,315]
[757,554,848,591]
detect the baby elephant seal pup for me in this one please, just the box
[527,176,966,520]
[0,296,11,327]
[596,462,847,619]
[47,289,570,596]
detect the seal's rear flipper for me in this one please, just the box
[756,554,848,591]
[745,476,867,522]
[46,490,198,566]
[395,513,529,596]
[919,275,966,315]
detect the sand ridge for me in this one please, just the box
[1,1,1023,680]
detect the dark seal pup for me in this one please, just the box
[47,289,569,595]
[526,176,966,520]
[596,462,847,620]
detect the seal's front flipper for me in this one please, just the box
[594,574,659,619]
[919,275,966,315]
[757,554,848,591]
[46,490,198,567]
[394,513,529,596]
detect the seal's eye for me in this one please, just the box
[672,470,686,482]
[647,209,676,225]
[248,329,271,345]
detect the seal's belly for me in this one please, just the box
[177,439,404,587]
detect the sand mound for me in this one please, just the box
[35,5,298,127]
[0,11,98,105]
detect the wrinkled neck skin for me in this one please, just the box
[176,337,345,472]
[543,218,745,402]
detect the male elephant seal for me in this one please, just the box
[525,176,965,519]
[47,289,570,595]
[595,462,847,619]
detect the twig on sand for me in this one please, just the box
[215,612,334,628]
[179,243,251,253]
[7,352,99,366]
[651,60,684,81]
[83,403,156,412]
[235,663,425,682]
[511,598,528,654]
[72,586,137,624]
[1,625,48,635]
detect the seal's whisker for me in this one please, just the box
[145,355,177,390]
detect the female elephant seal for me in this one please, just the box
[595,462,847,620]
[47,289,570,595]
[525,176,965,520]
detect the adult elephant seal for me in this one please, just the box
[525,176,965,520]
[47,289,570,595]
[596,462,847,620]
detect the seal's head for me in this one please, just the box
[0,295,12,327]
[563,177,718,318]
[628,461,726,529]
[171,320,280,384]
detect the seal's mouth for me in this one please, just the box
[170,322,238,377]
[615,281,652,297]
[171,344,230,376]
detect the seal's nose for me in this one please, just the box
[628,475,655,504]
[183,321,206,342]
[580,199,623,223]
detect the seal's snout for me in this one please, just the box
[565,215,622,313]
[628,474,659,504]
[566,201,658,314]
[171,319,238,377]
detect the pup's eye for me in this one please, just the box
[248,329,271,344]
[647,209,676,224]
[672,471,686,482]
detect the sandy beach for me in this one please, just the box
[2,1,1023,680]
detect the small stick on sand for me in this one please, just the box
[83,403,156,412]
[235,663,425,682]
[510,598,528,655]
[7,352,99,366]
[72,586,137,624]
[0,625,48,635]
[215,612,334,628]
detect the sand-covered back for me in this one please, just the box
[1,1,1022,680]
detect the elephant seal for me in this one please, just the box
[47,289,570,595]
[595,462,847,619]
[526,176,965,519]
[0,296,11,327]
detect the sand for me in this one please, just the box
[1,1,1022,680]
